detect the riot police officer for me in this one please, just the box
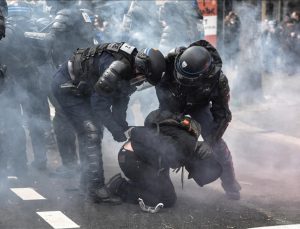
[0,1,51,171]
[0,0,27,183]
[51,42,166,203]
[155,40,241,200]
[106,109,221,209]
[43,0,95,175]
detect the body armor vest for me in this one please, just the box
[71,42,137,83]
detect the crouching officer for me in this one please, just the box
[106,109,222,209]
[155,40,241,200]
[51,42,166,203]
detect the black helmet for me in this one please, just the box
[185,155,222,187]
[174,46,215,86]
[134,48,166,86]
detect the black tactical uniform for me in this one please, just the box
[51,42,166,203]
[0,2,51,170]
[0,1,27,180]
[45,0,95,173]
[107,109,221,208]
[155,40,241,200]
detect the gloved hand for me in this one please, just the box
[194,141,212,159]
[112,131,127,142]
[124,127,134,139]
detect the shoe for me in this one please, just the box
[88,187,122,205]
[221,180,242,200]
[31,160,47,171]
[106,173,124,196]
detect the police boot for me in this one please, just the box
[106,173,125,196]
[88,187,122,205]
[220,163,241,200]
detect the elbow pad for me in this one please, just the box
[94,60,131,94]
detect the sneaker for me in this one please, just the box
[88,187,122,205]
[31,160,47,171]
[106,173,124,196]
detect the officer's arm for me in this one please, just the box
[209,73,232,145]
[91,92,126,142]
[111,94,131,132]
[91,60,132,142]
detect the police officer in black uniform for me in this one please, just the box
[106,109,221,208]
[0,0,27,182]
[51,42,166,203]
[155,40,241,200]
[44,0,95,174]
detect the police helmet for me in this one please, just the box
[174,46,215,86]
[185,155,222,187]
[134,48,166,86]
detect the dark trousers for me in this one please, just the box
[51,64,104,191]
[190,106,238,187]
[118,147,177,208]
[0,103,27,175]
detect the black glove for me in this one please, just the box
[112,131,127,142]
[0,15,5,40]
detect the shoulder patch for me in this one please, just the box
[107,43,122,52]
[120,43,136,55]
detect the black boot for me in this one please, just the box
[88,187,122,205]
[106,173,125,196]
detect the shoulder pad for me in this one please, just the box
[218,73,230,96]
[109,59,132,78]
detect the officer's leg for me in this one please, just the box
[7,116,27,176]
[191,106,241,200]
[4,105,27,176]
[62,101,120,204]
[27,113,48,170]
[109,147,176,207]
[53,110,77,167]
[50,89,78,177]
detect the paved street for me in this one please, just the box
[1,74,300,229]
